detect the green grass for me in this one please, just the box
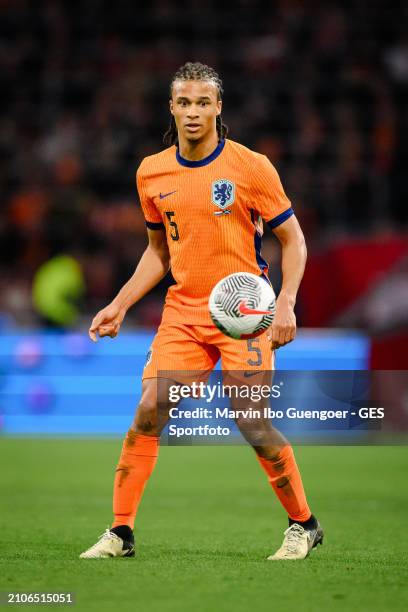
[0,440,407,611]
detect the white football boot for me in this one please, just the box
[268,521,324,560]
[79,528,135,559]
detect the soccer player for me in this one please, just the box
[80,62,323,560]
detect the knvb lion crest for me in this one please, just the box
[211,179,235,215]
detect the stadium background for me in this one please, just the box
[0,0,407,434]
[0,2,407,611]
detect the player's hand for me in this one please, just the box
[88,302,126,342]
[267,294,296,350]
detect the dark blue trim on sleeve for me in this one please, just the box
[176,139,225,167]
[267,207,294,229]
[146,220,165,230]
[250,209,269,276]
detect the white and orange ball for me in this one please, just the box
[209,272,276,339]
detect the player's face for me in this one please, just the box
[170,80,222,143]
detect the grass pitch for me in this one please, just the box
[0,439,407,611]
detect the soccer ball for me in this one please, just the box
[209,272,276,339]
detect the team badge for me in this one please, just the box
[211,179,235,215]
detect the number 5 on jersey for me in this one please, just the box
[165,211,179,241]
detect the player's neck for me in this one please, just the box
[177,132,219,161]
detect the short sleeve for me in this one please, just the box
[136,165,164,229]
[251,155,294,229]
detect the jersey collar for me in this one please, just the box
[176,139,225,168]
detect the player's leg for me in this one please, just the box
[80,322,218,559]
[80,377,174,559]
[216,330,323,560]
[234,404,323,560]
[229,371,313,529]
[111,377,173,532]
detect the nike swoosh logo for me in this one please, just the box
[238,300,274,316]
[159,190,177,199]
[243,371,260,378]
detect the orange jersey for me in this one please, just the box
[136,138,293,325]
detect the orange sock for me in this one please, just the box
[256,445,311,522]
[112,430,159,529]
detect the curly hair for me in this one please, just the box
[163,62,229,146]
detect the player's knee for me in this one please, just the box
[131,379,155,431]
[235,415,256,432]
[132,400,158,434]
[235,416,267,446]
[131,378,174,435]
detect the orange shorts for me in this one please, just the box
[142,321,274,381]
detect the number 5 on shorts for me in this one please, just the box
[246,338,262,366]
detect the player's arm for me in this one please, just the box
[89,228,170,342]
[267,215,307,349]
[252,154,306,349]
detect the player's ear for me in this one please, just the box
[169,99,174,115]
[216,100,222,115]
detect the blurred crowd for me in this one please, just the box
[1,0,407,328]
